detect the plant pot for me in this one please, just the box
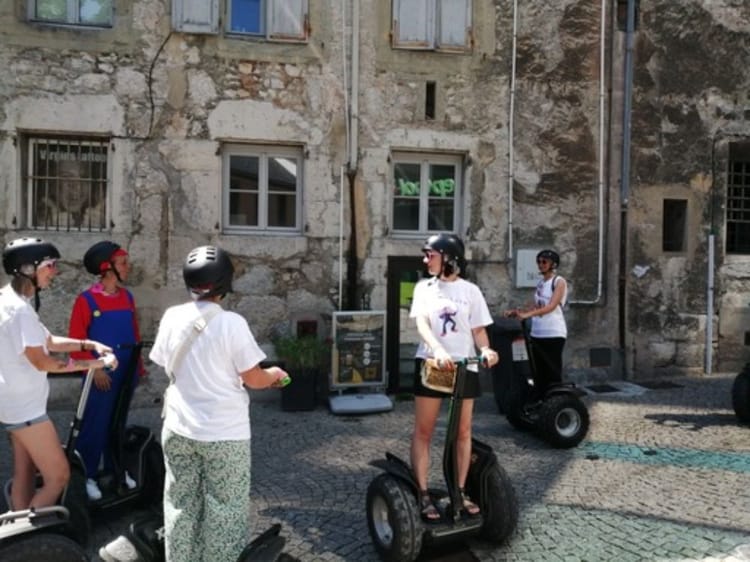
[281,368,318,412]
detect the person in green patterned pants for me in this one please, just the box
[150,246,289,561]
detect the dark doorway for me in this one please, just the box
[386,256,428,392]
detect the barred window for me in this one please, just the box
[727,142,750,254]
[23,137,109,232]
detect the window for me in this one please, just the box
[222,144,302,233]
[172,0,309,40]
[28,0,112,26]
[662,199,687,252]
[727,142,750,254]
[392,0,472,52]
[22,136,110,232]
[391,152,461,235]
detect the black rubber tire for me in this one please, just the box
[0,532,87,562]
[732,369,750,423]
[366,474,423,562]
[60,464,91,546]
[138,440,165,508]
[538,394,590,449]
[478,463,519,544]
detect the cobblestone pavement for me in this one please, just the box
[2,373,750,561]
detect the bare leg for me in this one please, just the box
[410,396,442,492]
[456,399,479,514]
[9,433,35,510]
[10,421,70,508]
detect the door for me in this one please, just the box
[386,256,428,392]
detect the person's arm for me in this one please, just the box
[415,315,453,366]
[47,334,112,356]
[518,278,567,320]
[471,326,499,367]
[25,345,117,373]
[239,364,289,389]
[68,294,96,360]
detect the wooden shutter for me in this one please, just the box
[436,0,472,50]
[269,0,309,40]
[392,0,433,49]
[172,0,219,34]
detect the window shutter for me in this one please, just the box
[436,0,471,50]
[269,0,308,40]
[172,0,219,34]
[392,0,433,48]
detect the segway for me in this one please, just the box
[0,506,87,562]
[500,318,589,449]
[366,357,518,562]
[732,363,750,423]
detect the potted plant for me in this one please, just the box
[273,334,328,411]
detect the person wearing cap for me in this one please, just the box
[409,233,499,521]
[68,241,143,500]
[148,245,289,562]
[505,249,568,402]
[0,237,116,510]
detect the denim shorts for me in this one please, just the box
[3,414,50,432]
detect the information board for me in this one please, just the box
[331,311,386,389]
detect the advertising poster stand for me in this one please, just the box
[329,310,393,415]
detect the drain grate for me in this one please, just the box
[586,383,621,393]
[636,380,683,390]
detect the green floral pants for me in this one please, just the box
[162,427,251,562]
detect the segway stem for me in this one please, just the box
[65,366,97,460]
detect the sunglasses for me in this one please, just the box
[536,258,550,265]
[423,250,440,259]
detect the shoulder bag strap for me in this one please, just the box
[166,305,222,384]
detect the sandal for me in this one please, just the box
[460,488,480,516]
[420,492,440,522]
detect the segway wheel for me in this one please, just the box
[538,394,590,449]
[0,532,87,562]
[478,463,519,544]
[732,368,750,423]
[366,474,423,562]
[60,464,91,546]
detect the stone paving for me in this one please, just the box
[2,372,750,561]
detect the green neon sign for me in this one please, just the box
[396,178,455,197]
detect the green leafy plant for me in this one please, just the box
[273,335,328,371]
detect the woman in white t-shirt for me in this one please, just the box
[409,234,499,521]
[149,246,289,562]
[0,238,115,510]
[506,249,568,402]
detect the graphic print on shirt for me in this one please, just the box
[439,306,458,336]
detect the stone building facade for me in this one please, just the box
[1,0,749,389]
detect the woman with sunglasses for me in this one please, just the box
[409,233,499,521]
[506,249,568,403]
[0,237,116,510]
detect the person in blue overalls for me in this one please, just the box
[68,241,143,500]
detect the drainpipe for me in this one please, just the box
[345,0,360,310]
[507,0,518,263]
[706,233,714,374]
[568,0,607,305]
[618,0,636,376]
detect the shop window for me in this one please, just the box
[172,0,309,40]
[662,199,687,252]
[392,0,472,52]
[222,144,302,233]
[28,0,112,26]
[22,136,110,232]
[391,152,461,235]
[726,142,750,254]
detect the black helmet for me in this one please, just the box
[537,249,560,268]
[84,241,122,275]
[423,233,466,277]
[183,246,234,299]
[3,238,60,276]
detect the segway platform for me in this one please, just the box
[329,392,393,415]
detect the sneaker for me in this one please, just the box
[86,478,102,501]
[124,471,137,490]
[99,534,143,562]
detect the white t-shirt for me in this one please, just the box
[0,284,51,424]
[150,300,266,442]
[409,277,493,369]
[530,275,568,339]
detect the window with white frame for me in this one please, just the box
[392,0,472,51]
[22,136,110,232]
[172,0,309,40]
[222,144,302,233]
[28,0,112,26]
[391,152,462,235]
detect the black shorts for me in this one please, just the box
[412,358,482,399]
